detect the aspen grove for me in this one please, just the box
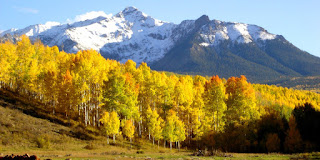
[1,36,320,152]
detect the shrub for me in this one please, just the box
[136,150,144,154]
[266,133,280,152]
[84,142,98,150]
[36,135,51,148]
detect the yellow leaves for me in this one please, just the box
[63,70,72,83]
[163,109,186,142]
[16,35,35,60]
[254,84,320,112]
[173,76,194,109]
[203,75,226,132]
[225,75,259,124]
[100,112,112,136]
[2,35,320,151]
[100,111,110,125]
[0,41,17,84]
[124,60,137,74]
[191,108,203,140]
[100,111,120,139]
[110,111,120,135]
[123,119,135,139]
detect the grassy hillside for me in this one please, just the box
[1,102,320,160]
[0,95,295,160]
[2,89,320,160]
[0,89,190,159]
[0,89,92,151]
[1,79,320,159]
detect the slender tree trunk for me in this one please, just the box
[188,114,191,144]
[52,100,56,115]
[92,105,96,127]
[217,110,219,131]
[107,135,109,144]
[153,137,155,145]
[84,103,87,126]
[170,141,172,150]
[113,134,116,143]
[68,104,71,126]
[138,121,141,137]
[97,108,100,127]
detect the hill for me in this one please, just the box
[0,88,94,150]
[0,89,192,159]
[267,76,320,93]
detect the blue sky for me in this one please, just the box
[0,0,319,57]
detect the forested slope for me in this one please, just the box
[1,36,320,153]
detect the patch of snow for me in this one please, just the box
[247,25,276,41]
[44,21,61,27]
[227,23,252,43]
[199,42,210,47]
[200,33,215,44]
[0,28,18,36]
[67,11,112,23]
[215,29,229,41]
[213,24,229,44]
[198,20,277,47]
[259,31,276,40]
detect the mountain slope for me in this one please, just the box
[1,7,320,82]
[150,16,320,82]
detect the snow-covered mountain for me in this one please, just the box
[1,7,175,63]
[1,7,276,64]
[2,7,320,82]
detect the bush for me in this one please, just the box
[136,150,144,154]
[1,137,10,146]
[36,135,51,148]
[84,142,98,150]
[266,133,280,152]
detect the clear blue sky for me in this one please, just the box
[1,0,319,57]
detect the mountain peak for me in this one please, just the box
[197,15,210,21]
[116,6,149,20]
[123,6,138,13]
[195,15,210,28]
[120,6,145,16]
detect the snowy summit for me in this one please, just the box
[1,6,278,64]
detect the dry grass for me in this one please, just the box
[0,104,81,149]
